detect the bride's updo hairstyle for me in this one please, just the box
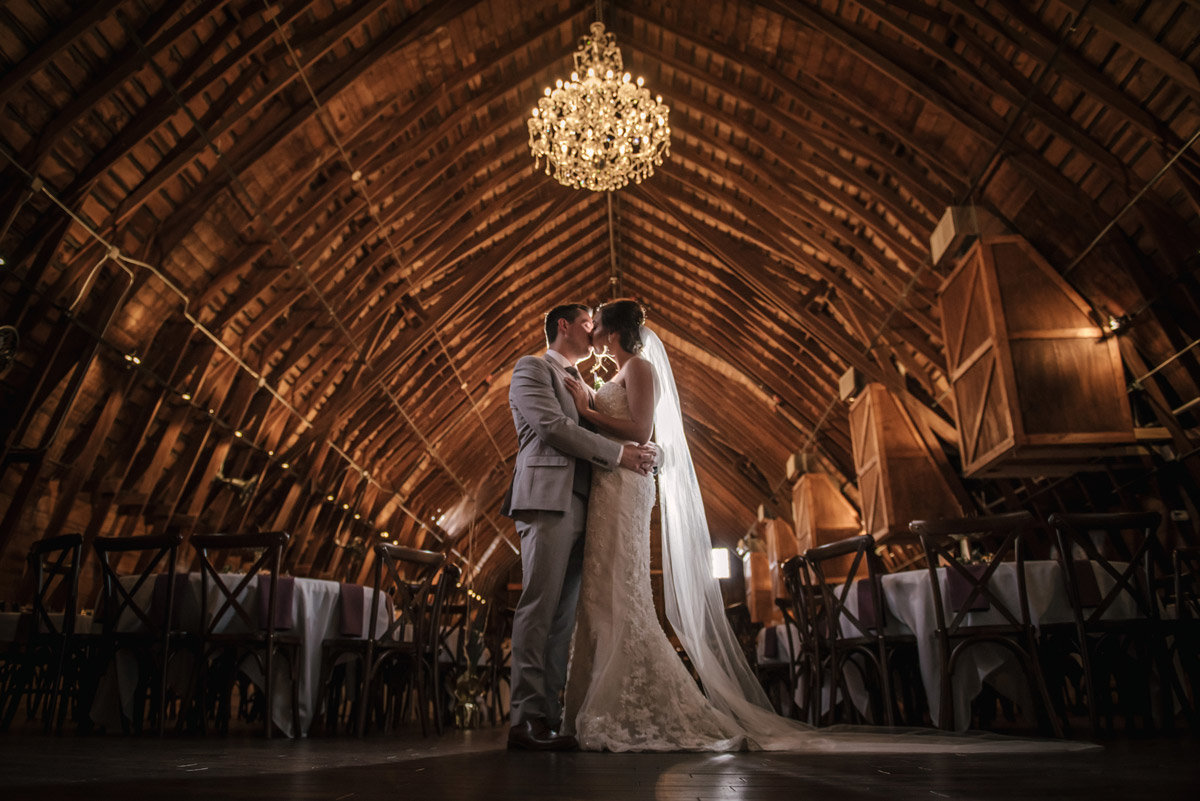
[598,298,646,355]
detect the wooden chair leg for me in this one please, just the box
[291,649,300,739]
[431,659,443,735]
[313,649,333,735]
[1022,639,1064,738]
[41,646,68,734]
[933,635,953,730]
[355,662,373,737]
[155,647,169,737]
[1078,637,1101,737]
[263,646,274,739]
[876,645,895,727]
[415,662,429,736]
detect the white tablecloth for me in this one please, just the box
[92,573,389,737]
[755,623,800,664]
[839,560,1139,730]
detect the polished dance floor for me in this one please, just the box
[1,724,1197,800]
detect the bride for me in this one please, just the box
[557,299,1097,754]
[560,299,749,751]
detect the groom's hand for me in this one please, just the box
[619,444,655,476]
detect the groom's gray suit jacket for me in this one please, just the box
[501,353,622,515]
[502,351,624,726]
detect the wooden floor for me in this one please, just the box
[1,724,1198,801]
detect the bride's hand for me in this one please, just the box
[563,376,590,414]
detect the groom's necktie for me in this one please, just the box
[565,365,580,380]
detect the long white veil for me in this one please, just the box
[641,326,777,720]
[640,325,1098,753]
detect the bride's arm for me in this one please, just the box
[566,358,656,444]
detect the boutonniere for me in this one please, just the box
[593,374,603,391]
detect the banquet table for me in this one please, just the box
[837,560,1141,730]
[91,573,389,737]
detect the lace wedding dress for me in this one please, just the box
[562,381,748,752]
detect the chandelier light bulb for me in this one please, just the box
[527,21,671,192]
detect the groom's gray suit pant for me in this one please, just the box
[509,492,587,727]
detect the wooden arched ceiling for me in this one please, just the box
[1,0,1199,591]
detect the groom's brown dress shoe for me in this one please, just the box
[507,718,578,751]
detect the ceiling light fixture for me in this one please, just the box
[527,9,669,192]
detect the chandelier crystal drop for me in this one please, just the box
[527,21,671,192]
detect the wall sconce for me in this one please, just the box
[839,367,865,404]
[1106,314,1132,335]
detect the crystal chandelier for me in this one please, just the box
[528,21,670,192]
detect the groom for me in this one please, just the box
[502,303,655,751]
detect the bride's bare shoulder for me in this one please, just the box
[624,356,661,401]
[628,354,654,372]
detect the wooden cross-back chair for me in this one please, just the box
[1,533,85,734]
[188,531,299,738]
[1047,511,1182,735]
[350,544,446,736]
[427,564,462,732]
[92,533,182,735]
[804,535,918,726]
[912,511,1062,736]
[779,555,824,725]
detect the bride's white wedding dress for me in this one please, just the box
[563,381,748,752]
